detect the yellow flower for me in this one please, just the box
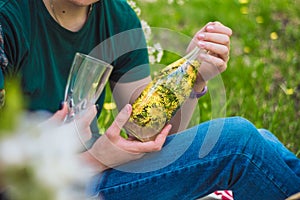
[286,88,294,95]
[256,16,264,24]
[244,46,251,53]
[270,32,279,40]
[103,102,117,110]
[239,0,249,4]
[240,6,248,14]
[280,84,294,95]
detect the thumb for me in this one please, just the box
[40,102,68,127]
[76,105,97,125]
[49,102,68,123]
[74,105,97,144]
[106,104,132,140]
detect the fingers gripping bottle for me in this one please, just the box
[124,47,206,142]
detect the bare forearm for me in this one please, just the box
[110,76,151,111]
[168,97,199,134]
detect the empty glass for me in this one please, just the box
[64,53,113,122]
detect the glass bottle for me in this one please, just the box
[124,46,206,142]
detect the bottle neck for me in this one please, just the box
[184,46,206,61]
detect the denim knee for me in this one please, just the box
[206,116,263,157]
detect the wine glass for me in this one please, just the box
[64,53,113,122]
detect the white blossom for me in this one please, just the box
[141,20,152,41]
[0,113,94,200]
[128,0,164,64]
[153,43,163,63]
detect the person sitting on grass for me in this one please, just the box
[0,0,299,199]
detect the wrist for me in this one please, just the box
[80,150,109,173]
[190,85,208,99]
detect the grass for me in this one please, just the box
[98,0,300,156]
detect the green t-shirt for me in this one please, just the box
[0,0,150,138]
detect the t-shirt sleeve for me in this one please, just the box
[0,24,8,90]
[107,1,150,83]
[83,1,150,83]
[0,1,30,78]
[0,1,29,107]
[0,24,7,108]
[0,70,3,89]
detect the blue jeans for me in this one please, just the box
[86,117,300,200]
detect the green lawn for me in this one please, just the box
[99,0,300,156]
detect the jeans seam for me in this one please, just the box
[99,156,224,192]
[99,153,238,193]
[237,152,290,198]
[99,153,290,199]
